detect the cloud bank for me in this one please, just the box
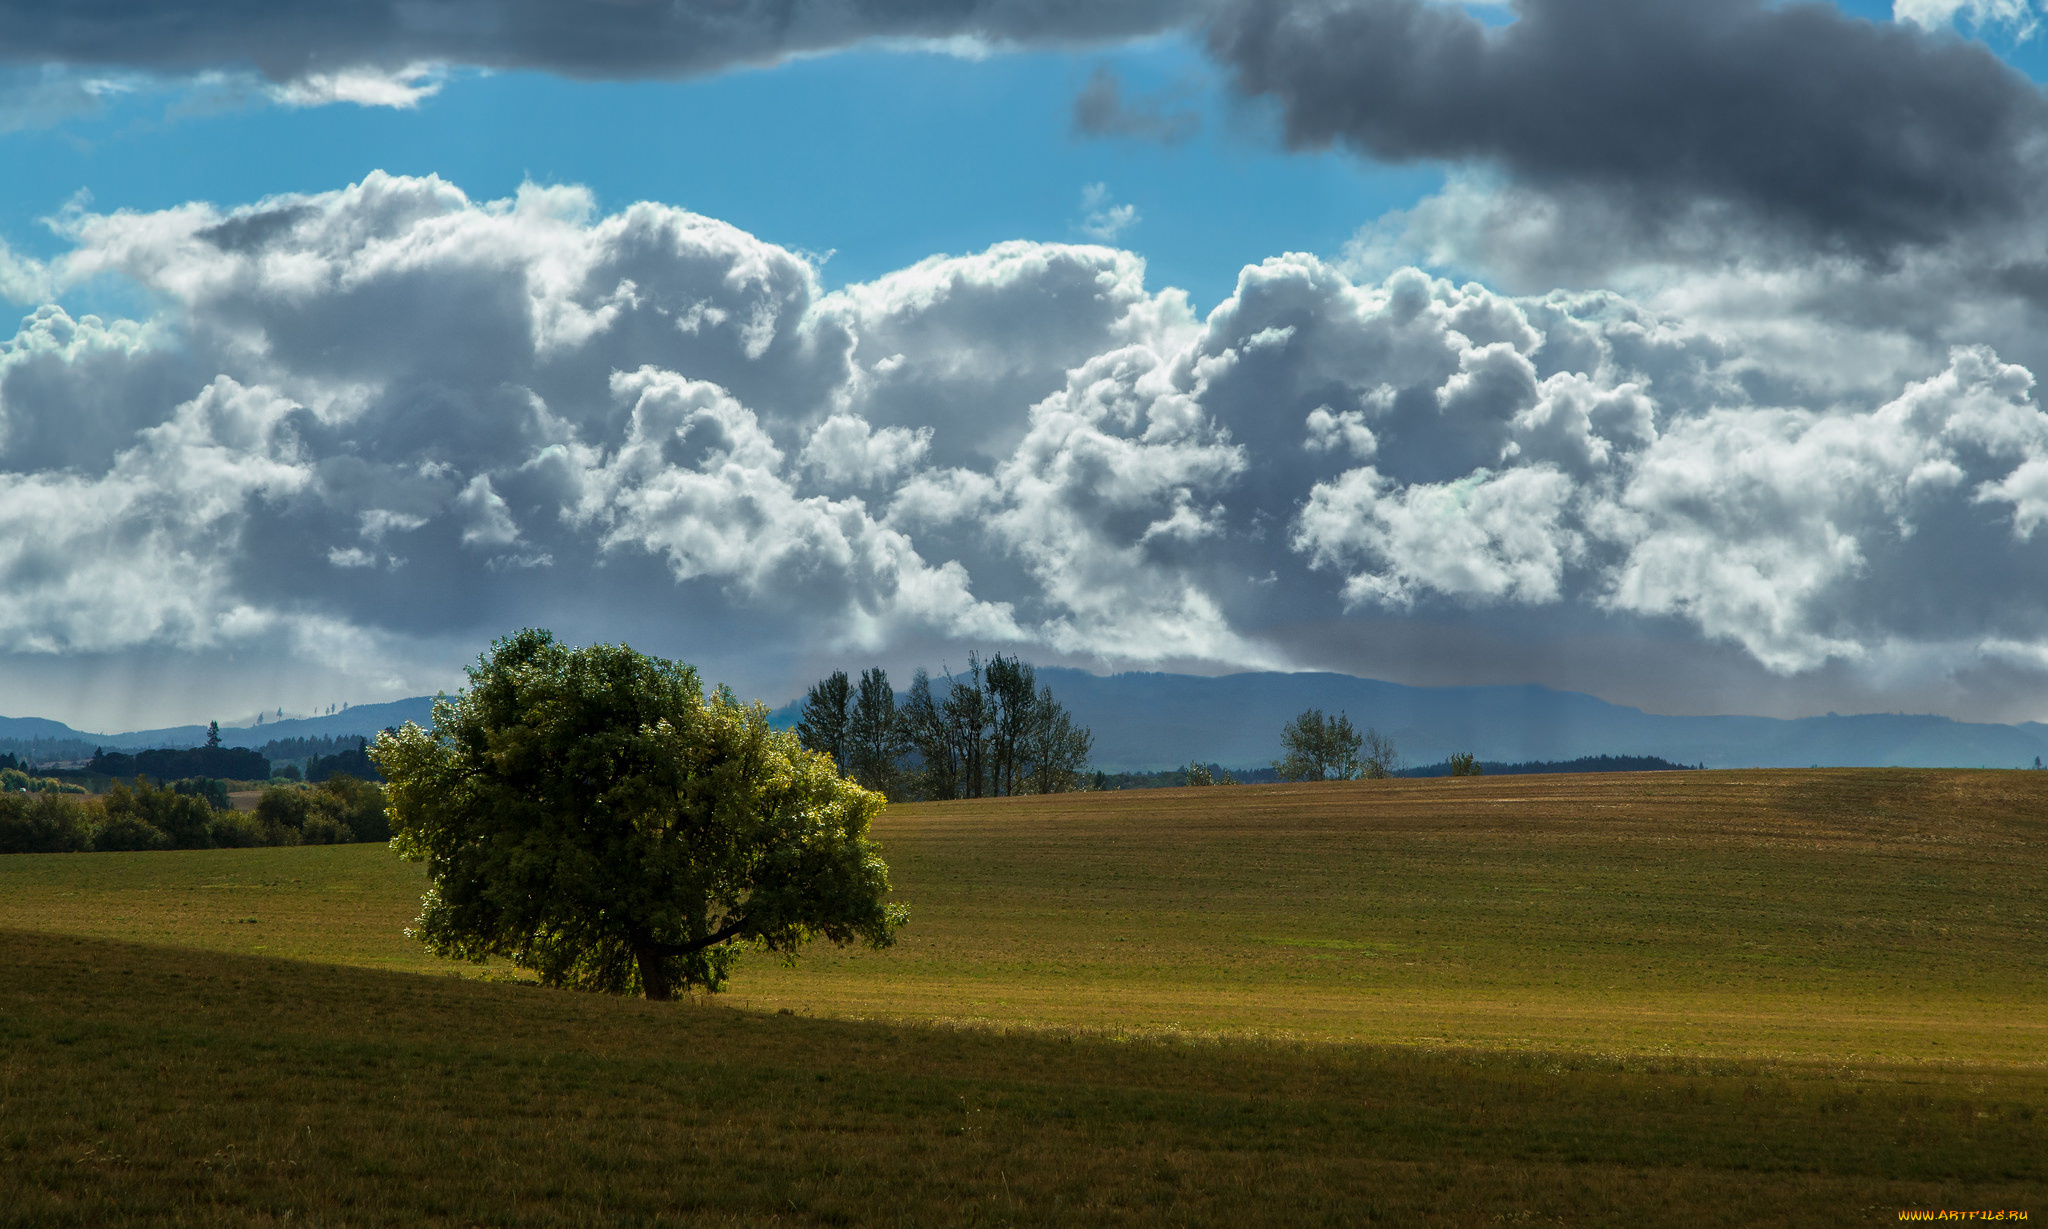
[0,0,1202,89]
[6,173,2048,722]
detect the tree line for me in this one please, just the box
[794,653,1093,801]
[0,776,389,855]
[84,724,385,785]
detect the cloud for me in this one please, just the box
[1071,65,1200,144]
[1895,0,2037,37]
[1077,183,1139,241]
[1209,0,2048,258]
[266,62,444,109]
[8,175,2048,720]
[0,0,1203,101]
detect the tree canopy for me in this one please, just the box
[373,630,905,1000]
[1273,709,1364,781]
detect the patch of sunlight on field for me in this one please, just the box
[0,844,440,973]
[3,768,2043,1064]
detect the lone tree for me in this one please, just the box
[371,630,905,1001]
[1275,708,1361,781]
[1274,709,1395,781]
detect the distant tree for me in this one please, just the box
[372,630,905,1001]
[94,784,176,851]
[1186,762,1215,787]
[846,668,906,797]
[103,779,216,849]
[205,720,221,749]
[0,793,95,853]
[900,668,959,800]
[170,777,231,811]
[1274,709,1364,781]
[308,737,381,783]
[898,654,1092,800]
[1024,683,1092,794]
[796,671,854,776]
[1447,751,1481,777]
[256,786,313,845]
[314,774,390,843]
[1360,728,1400,779]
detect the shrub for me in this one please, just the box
[93,812,172,852]
[313,774,389,843]
[206,811,268,848]
[301,815,356,845]
[0,793,95,853]
[170,777,231,811]
[255,786,311,845]
[1,766,88,795]
[103,781,217,850]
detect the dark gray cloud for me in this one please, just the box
[1209,0,2048,257]
[0,0,1199,81]
[1071,64,1200,143]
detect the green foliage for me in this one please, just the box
[1274,708,1363,781]
[0,774,386,856]
[255,786,312,845]
[897,653,1093,800]
[1183,762,1238,787]
[1447,751,1482,776]
[315,774,390,843]
[1274,711,1399,782]
[170,777,231,811]
[372,629,906,1000]
[91,807,172,856]
[257,774,390,845]
[0,793,96,853]
[795,671,853,775]
[794,655,1093,802]
[205,810,269,848]
[101,781,215,850]
[846,667,906,796]
[0,766,87,794]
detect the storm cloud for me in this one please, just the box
[0,0,1201,85]
[1209,0,2048,258]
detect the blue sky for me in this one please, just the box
[9,0,2048,733]
[0,38,1438,316]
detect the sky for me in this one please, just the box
[6,0,2048,732]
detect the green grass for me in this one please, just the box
[1,769,2044,1223]
[3,929,2044,1226]
[7,769,2043,1062]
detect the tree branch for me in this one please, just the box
[646,916,752,958]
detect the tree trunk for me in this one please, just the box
[633,940,673,1001]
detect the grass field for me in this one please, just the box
[3,769,2045,1223]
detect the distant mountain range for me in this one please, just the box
[8,671,2047,772]
[0,697,436,761]
[770,668,2048,772]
